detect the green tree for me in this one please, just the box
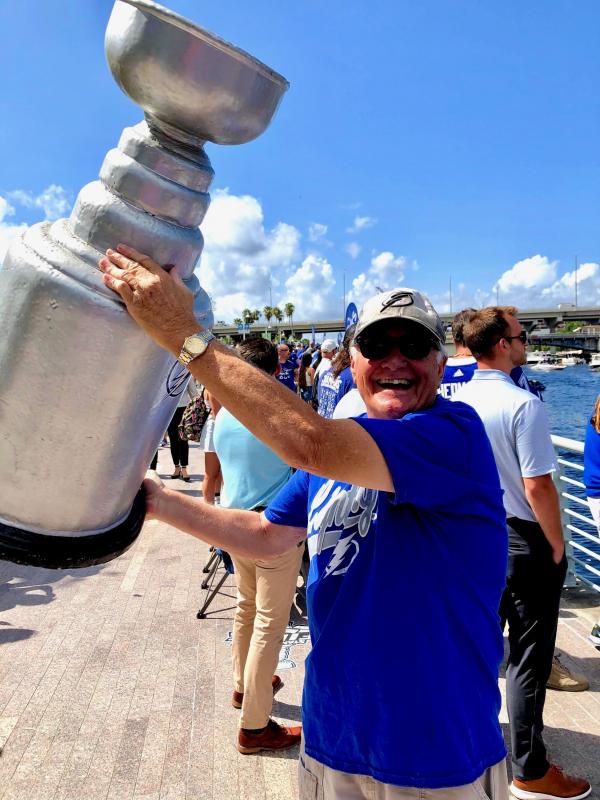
[272,306,283,335]
[233,317,243,326]
[263,305,273,326]
[561,320,585,333]
[284,302,295,333]
[242,308,254,325]
[252,309,261,323]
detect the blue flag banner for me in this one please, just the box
[344,302,358,330]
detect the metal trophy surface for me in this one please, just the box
[0,0,288,568]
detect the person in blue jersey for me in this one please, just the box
[316,325,356,418]
[438,309,478,399]
[454,307,591,800]
[213,337,303,754]
[275,342,297,391]
[100,245,510,798]
[440,308,543,401]
[584,395,600,646]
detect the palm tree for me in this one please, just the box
[233,317,243,326]
[252,309,261,323]
[284,302,295,335]
[263,305,273,335]
[242,308,254,325]
[272,306,283,336]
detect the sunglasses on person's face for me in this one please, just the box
[504,331,528,345]
[355,333,437,361]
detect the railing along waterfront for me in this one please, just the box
[552,435,600,592]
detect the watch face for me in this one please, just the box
[186,335,207,356]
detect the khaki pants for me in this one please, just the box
[231,543,304,729]
[299,742,509,800]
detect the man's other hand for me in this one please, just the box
[99,244,200,355]
[143,469,166,519]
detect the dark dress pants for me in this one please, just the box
[167,407,189,467]
[499,517,567,782]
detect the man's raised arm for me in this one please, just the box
[99,244,393,492]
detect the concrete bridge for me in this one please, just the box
[528,331,600,353]
[213,305,600,344]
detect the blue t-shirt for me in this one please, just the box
[213,409,292,510]
[265,398,507,788]
[317,366,355,419]
[584,418,600,498]
[276,359,297,391]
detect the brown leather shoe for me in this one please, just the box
[232,675,284,709]
[510,764,591,799]
[238,719,301,754]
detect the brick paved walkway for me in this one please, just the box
[1,442,599,799]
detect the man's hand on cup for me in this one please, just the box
[143,469,166,519]
[99,244,200,355]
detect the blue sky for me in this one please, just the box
[1,0,599,322]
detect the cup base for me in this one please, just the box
[0,489,146,569]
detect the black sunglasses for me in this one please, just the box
[504,331,528,344]
[355,333,437,361]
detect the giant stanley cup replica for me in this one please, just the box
[0,0,288,568]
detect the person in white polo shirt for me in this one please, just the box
[454,306,591,800]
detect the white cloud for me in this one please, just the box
[0,195,28,265]
[281,254,339,319]
[485,254,600,308]
[8,184,71,221]
[308,222,328,242]
[1,186,73,265]
[346,215,377,234]
[345,242,361,259]
[349,250,412,308]
[494,254,557,295]
[198,189,301,320]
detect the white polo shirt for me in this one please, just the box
[453,369,556,522]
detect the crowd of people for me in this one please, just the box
[99,242,598,800]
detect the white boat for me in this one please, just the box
[560,350,585,366]
[590,353,600,369]
[530,356,566,371]
[526,351,546,364]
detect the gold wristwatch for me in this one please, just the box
[177,331,216,367]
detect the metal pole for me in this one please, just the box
[574,255,578,308]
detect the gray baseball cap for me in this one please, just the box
[321,338,337,353]
[355,288,445,345]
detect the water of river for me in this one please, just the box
[524,364,598,441]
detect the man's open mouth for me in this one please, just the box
[375,378,414,390]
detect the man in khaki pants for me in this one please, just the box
[212,338,303,754]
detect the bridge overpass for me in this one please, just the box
[213,305,600,341]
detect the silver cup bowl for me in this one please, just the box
[105,0,289,145]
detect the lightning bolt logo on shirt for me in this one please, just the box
[307,481,378,577]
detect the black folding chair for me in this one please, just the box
[196,547,235,619]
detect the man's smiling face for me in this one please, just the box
[352,320,446,419]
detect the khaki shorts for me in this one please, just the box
[298,741,509,800]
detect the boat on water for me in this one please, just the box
[526,351,546,364]
[560,350,586,366]
[530,355,566,371]
[590,353,600,369]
